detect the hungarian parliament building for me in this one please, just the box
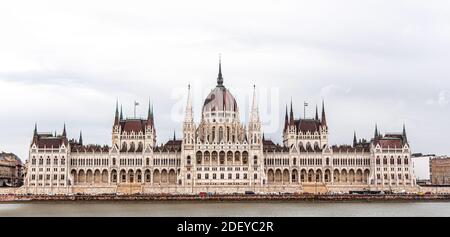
[22,61,417,194]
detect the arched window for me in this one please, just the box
[211,126,216,143]
[186,156,191,165]
[219,127,224,142]
[242,151,248,165]
[121,142,127,152]
[253,156,258,165]
[219,151,225,165]
[196,152,202,165]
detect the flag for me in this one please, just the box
[135,101,140,106]
[304,102,308,107]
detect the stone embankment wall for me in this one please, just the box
[2,193,450,202]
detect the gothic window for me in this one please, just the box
[129,142,136,152]
[219,151,225,165]
[186,156,191,165]
[196,152,202,165]
[227,151,233,163]
[242,151,248,165]
[212,151,218,164]
[219,127,224,142]
[254,156,258,165]
[234,151,240,163]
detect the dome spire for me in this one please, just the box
[217,54,223,86]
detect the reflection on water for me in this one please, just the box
[0,201,450,217]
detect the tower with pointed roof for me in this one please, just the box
[183,84,195,149]
[79,130,83,146]
[112,101,121,148]
[319,100,328,147]
[248,85,262,145]
[62,123,67,137]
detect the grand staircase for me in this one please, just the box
[116,183,142,194]
[302,183,328,194]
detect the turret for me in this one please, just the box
[79,131,83,146]
[62,123,67,137]
[120,104,123,121]
[114,100,120,126]
[403,123,407,143]
[289,99,294,126]
[284,105,289,132]
[321,100,327,127]
[248,85,261,145]
[374,123,379,139]
[183,84,195,147]
[315,105,319,120]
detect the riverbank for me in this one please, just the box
[2,193,450,203]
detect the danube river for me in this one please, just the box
[1,201,450,216]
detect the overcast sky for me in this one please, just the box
[0,0,449,162]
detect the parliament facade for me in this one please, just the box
[22,61,417,194]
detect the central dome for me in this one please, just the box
[202,86,238,113]
[202,57,239,118]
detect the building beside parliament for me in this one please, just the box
[0,152,23,187]
[22,60,417,194]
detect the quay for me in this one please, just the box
[1,193,450,203]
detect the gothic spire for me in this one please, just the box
[150,103,154,125]
[374,123,379,138]
[250,84,259,122]
[403,123,407,143]
[114,100,120,125]
[185,84,193,122]
[353,131,357,147]
[321,99,327,126]
[148,98,152,120]
[173,130,176,141]
[289,99,294,126]
[62,123,67,137]
[120,104,123,121]
[79,130,83,146]
[33,123,37,137]
[217,54,223,87]
[315,104,319,120]
[284,104,289,132]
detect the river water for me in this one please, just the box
[1,201,450,217]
